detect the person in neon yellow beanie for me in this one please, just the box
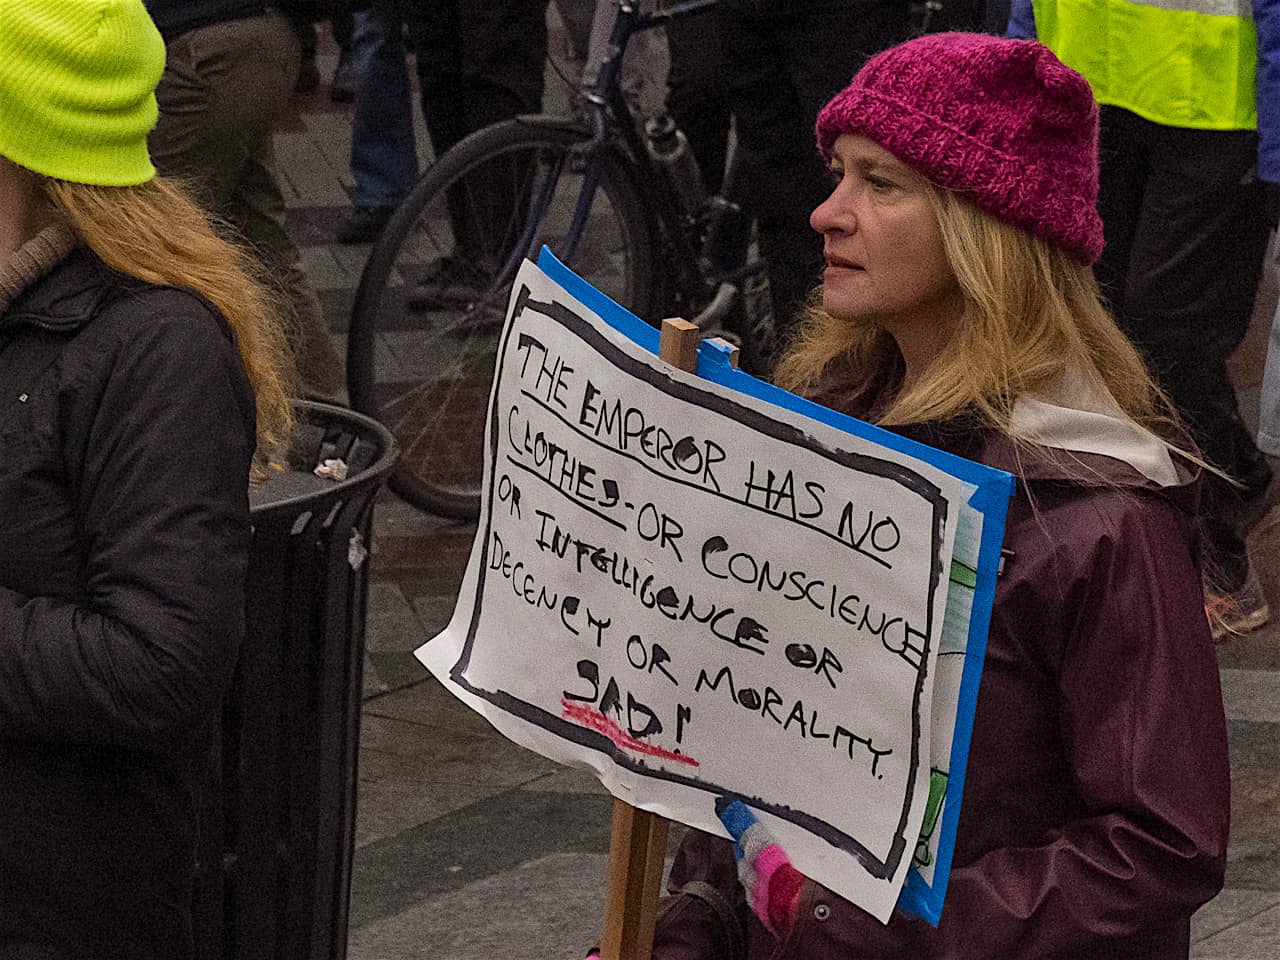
[0,2,294,957]
[0,0,163,186]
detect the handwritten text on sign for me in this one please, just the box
[423,260,961,916]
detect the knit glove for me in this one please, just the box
[717,799,805,939]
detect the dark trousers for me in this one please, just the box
[399,0,549,264]
[666,4,732,197]
[720,2,911,364]
[150,12,347,404]
[402,0,548,157]
[1096,105,1271,589]
[295,11,354,58]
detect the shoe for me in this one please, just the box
[336,205,395,244]
[329,50,355,103]
[1206,566,1270,641]
[406,256,490,310]
[295,57,321,96]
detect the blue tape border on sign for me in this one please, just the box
[537,248,1014,925]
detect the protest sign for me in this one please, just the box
[418,253,1012,922]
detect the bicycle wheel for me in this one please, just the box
[347,117,660,520]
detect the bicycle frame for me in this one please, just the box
[582,2,724,293]
[493,1,727,309]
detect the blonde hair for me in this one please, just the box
[41,175,295,452]
[774,186,1177,440]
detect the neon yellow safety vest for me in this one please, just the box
[1033,0,1258,130]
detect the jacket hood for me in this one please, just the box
[884,366,1199,518]
[1004,365,1187,489]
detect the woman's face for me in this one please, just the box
[810,135,960,345]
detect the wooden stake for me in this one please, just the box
[599,799,671,960]
[708,336,741,370]
[598,317,700,960]
[659,317,700,373]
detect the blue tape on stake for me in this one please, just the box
[536,247,1014,924]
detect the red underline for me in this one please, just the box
[561,699,700,768]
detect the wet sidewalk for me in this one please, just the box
[277,22,1279,959]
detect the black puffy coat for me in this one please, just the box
[0,247,256,959]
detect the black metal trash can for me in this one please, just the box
[194,401,398,960]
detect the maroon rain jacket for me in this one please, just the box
[651,401,1231,960]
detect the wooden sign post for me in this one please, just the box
[599,798,671,960]
[598,317,701,960]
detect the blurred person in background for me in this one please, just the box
[1010,0,1280,638]
[713,0,917,372]
[145,0,348,404]
[336,0,417,243]
[295,5,356,98]
[336,0,551,264]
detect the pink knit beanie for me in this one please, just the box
[815,32,1103,265]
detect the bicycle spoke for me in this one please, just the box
[348,121,658,517]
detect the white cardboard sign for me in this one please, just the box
[418,259,966,919]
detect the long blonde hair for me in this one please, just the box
[774,185,1177,440]
[41,175,295,452]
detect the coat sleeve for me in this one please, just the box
[780,493,1231,958]
[923,495,1226,953]
[1253,0,1280,182]
[0,291,256,750]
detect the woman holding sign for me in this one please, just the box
[644,32,1230,960]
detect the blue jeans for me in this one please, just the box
[349,0,418,209]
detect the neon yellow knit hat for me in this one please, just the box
[0,0,166,186]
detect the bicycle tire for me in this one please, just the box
[347,116,660,520]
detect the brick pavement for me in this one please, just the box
[279,19,1280,959]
